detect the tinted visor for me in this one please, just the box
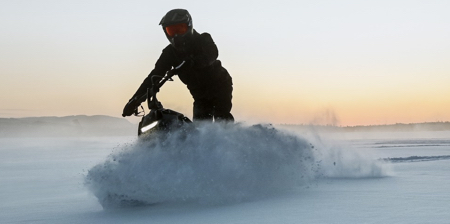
[165,23,188,37]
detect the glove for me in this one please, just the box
[150,87,159,95]
[184,56,196,68]
[166,60,192,78]
[122,98,138,117]
[177,57,195,72]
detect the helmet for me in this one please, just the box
[159,9,194,52]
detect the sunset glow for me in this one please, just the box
[1,1,449,126]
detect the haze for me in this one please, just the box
[1,0,449,126]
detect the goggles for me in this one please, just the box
[165,23,189,37]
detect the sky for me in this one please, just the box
[1,0,449,126]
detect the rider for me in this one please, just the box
[122,9,234,122]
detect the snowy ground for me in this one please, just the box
[1,126,449,224]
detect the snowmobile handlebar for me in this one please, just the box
[126,61,186,116]
[153,60,186,90]
[146,60,185,110]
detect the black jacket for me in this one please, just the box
[133,30,232,100]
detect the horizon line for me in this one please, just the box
[1,114,450,128]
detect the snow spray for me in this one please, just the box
[85,123,387,208]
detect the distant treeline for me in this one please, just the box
[2,115,449,138]
[279,122,450,132]
[0,115,136,138]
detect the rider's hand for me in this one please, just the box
[149,87,159,96]
[177,57,195,71]
[122,98,137,117]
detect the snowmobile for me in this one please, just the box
[124,61,192,136]
[101,62,193,208]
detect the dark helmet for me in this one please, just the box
[159,9,194,52]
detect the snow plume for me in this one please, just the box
[85,123,317,208]
[304,131,390,178]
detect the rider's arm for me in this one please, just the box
[132,46,174,98]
